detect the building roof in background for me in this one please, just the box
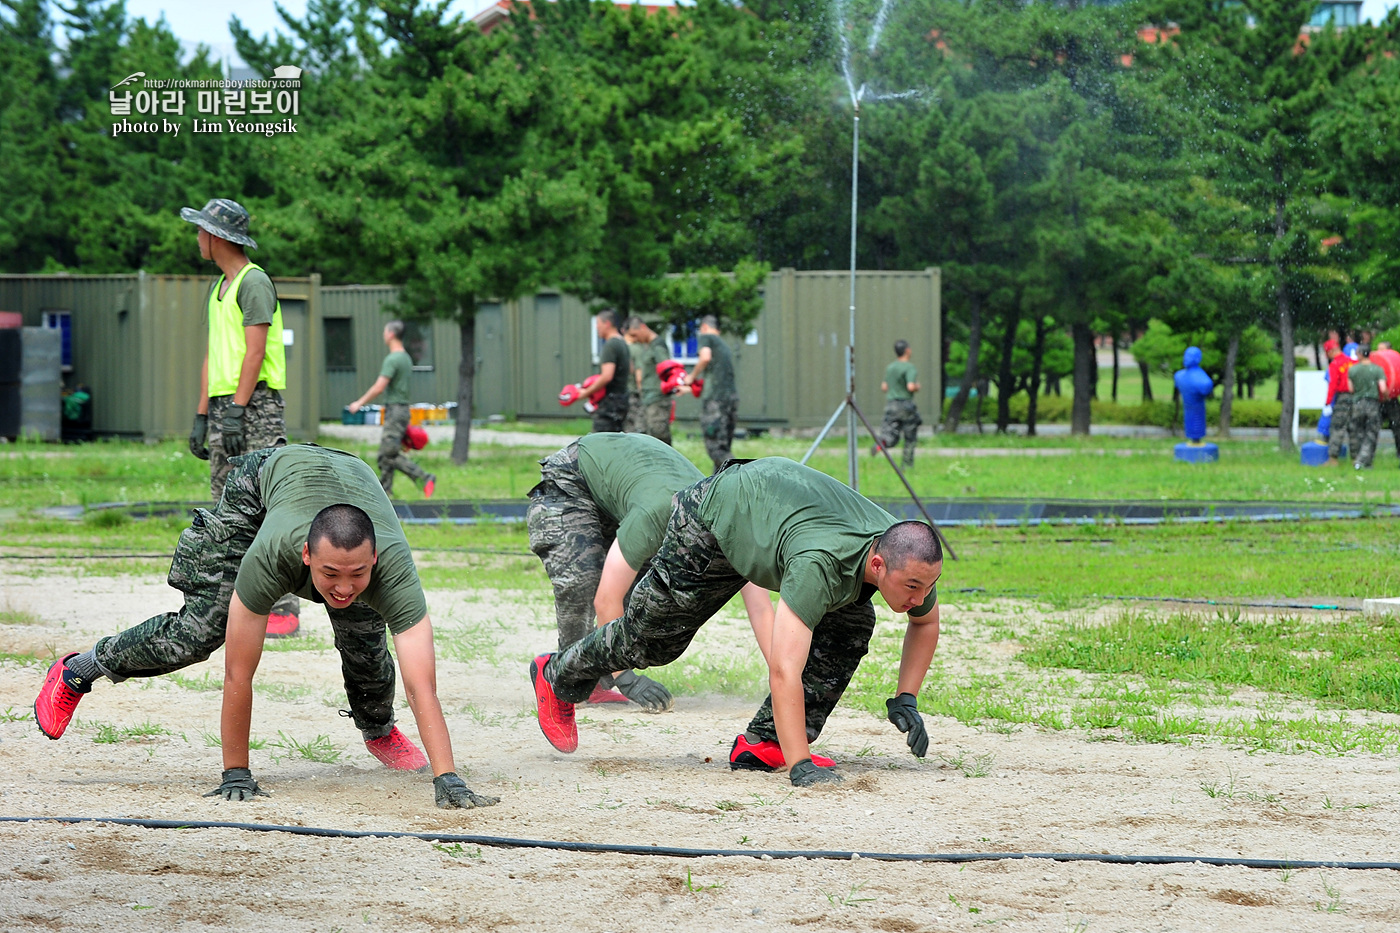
[472,0,673,34]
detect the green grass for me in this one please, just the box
[92,719,171,744]
[271,731,342,763]
[0,606,42,625]
[6,432,1399,517]
[1020,611,1400,715]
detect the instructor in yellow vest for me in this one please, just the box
[181,198,301,637]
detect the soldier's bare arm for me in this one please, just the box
[198,354,210,415]
[350,375,390,412]
[392,615,455,777]
[896,604,939,697]
[597,360,617,388]
[740,584,775,663]
[220,590,269,770]
[769,598,814,771]
[234,323,270,407]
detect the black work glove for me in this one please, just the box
[219,403,247,457]
[790,758,843,787]
[433,772,501,810]
[886,693,929,758]
[203,767,269,801]
[613,670,674,713]
[189,413,210,460]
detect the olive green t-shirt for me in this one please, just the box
[577,433,704,569]
[698,333,737,402]
[206,266,277,328]
[885,360,918,401]
[379,350,413,405]
[627,341,647,396]
[698,458,938,629]
[599,335,632,399]
[1348,361,1384,401]
[640,336,670,406]
[234,445,428,634]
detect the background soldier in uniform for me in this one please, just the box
[684,315,739,472]
[349,320,436,498]
[34,445,498,810]
[1324,340,1357,467]
[182,198,301,637]
[624,316,674,444]
[529,458,941,785]
[1375,341,1400,464]
[1346,346,1388,469]
[587,311,631,433]
[623,324,646,434]
[874,339,922,468]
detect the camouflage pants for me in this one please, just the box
[1352,397,1382,467]
[91,448,398,737]
[526,443,619,651]
[592,392,629,434]
[549,474,877,742]
[209,385,298,617]
[876,400,921,467]
[699,396,738,473]
[1381,399,1400,459]
[624,392,644,433]
[1327,393,1354,460]
[378,403,427,495]
[638,399,672,445]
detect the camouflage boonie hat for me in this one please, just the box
[180,198,258,249]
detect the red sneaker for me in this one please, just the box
[266,612,300,638]
[530,653,577,753]
[422,474,436,499]
[729,734,834,772]
[35,653,90,740]
[586,685,629,704]
[365,726,429,771]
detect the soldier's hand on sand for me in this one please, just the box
[189,413,210,461]
[789,759,842,787]
[886,692,928,758]
[433,772,500,809]
[203,767,270,801]
[220,403,248,457]
[613,670,673,712]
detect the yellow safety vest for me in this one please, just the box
[207,262,286,397]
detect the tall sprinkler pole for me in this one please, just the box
[846,102,861,491]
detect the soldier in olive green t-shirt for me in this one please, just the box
[684,316,740,472]
[350,321,434,498]
[624,316,676,445]
[526,433,774,712]
[40,445,498,811]
[532,457,943,786]
[875,340,922,468]
[581,311,631,433]
[1346,349,1389,468]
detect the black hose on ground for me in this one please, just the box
[1,816,1396,871]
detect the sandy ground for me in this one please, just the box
[1,568,1399,932]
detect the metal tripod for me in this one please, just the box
[797,104,957,561]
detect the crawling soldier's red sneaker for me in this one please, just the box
[586,685,630,704]
[729,734,834,772]
[365,726,430,771]
[530,653,577,753]
[35,652,90,740]
[266,613,300,638]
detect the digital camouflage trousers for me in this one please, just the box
[1382,399,1400,459]
[1327,393,1354,461]
[591,391,629,434]
[526,443,620,652]
[1351,397,1382,467]
[699,396,738,473]
[209,385,298,618]
[637,399,672,445]
[378,403,427,495]
[92,448,398,737]
[547,472,877,743]
[876,400,921,467]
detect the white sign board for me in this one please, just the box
[1293,370,1328,446]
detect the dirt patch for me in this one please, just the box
[1,568,1398,931]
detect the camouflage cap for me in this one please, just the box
[179,198,258,249]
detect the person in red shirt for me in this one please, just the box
[1325,340,1358,466]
